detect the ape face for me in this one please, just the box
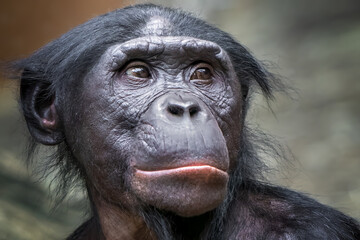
[63,36,242,217]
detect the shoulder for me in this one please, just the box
[230,183,360,239]
[66,217,101,240]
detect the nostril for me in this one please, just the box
[189,105,200,117]
[167,104,185,116]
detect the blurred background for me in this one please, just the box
[0,0,359,239]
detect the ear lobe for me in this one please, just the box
[20,75,64,145]
[40,103,58,130]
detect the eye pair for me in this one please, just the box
[124,62,213,81]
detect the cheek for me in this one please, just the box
[220,112,242,170]
[213,89,243,168]
[76,126,140,205]
[62,72,143,204]
[63,96,136,202]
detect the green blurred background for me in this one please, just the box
[0,0,359,239]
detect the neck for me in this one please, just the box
[95,199,155,240]
[88,185,156,240]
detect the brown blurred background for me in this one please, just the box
[1,0,359,239]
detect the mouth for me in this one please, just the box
[132,154,229,172]
[134,165,228,181]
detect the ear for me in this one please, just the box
[20,71,64,145]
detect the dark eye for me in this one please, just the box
[190,67,212,80]
[125,65,150,79]
[189,63,214,87]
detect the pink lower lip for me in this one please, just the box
[135,165,227,177]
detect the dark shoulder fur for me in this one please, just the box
[228,183,360,239]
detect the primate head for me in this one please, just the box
[14,4,276,220]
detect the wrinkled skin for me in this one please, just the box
[64,37,242,219]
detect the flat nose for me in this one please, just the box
[164,94,204,123]
[166,98,201,119]
[147,93,209,124]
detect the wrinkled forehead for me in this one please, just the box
[104,36,232,69]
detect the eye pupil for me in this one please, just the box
[191,67,212,80]
[126,66,150,78]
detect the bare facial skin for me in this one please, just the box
[66,36,241,219]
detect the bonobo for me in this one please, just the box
[10,4,360,240]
